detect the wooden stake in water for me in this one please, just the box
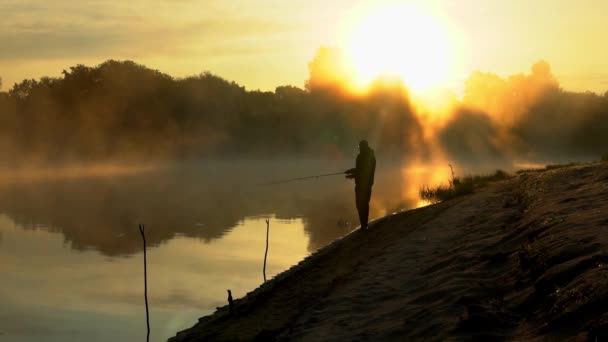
[449,163,455,186]
[138,224,150,342]
[263,219,270,282]
[227,289,234,314]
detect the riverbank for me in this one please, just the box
[171,162,608,341]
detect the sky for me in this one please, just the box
[1,0,607,93]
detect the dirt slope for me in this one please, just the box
[170,163,608,341]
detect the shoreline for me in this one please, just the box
[171,163,608,341]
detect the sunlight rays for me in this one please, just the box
[339,2,455,94]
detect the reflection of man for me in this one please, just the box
[345,140,376,229]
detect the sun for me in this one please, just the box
[341,4,453,93]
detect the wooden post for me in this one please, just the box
[263,219,270,282]
[138,224,150,342]
[227,289,234,314]
[449,163,455,187]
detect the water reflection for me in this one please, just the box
[0,214,309,342]
[0,159,430,341]
[0,159,418,255]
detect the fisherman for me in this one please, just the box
[345,140,376,229]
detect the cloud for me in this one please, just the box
[0,0,296,61]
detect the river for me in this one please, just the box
[0,158,435,341]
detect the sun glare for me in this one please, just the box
[341,4,453,93]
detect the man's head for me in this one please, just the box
[359,140,369,151]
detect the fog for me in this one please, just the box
[0,50,607,256]
[1,53,606,172]
[0,159,419,255]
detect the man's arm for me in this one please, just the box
[345,154,361,180]
[345,168,356,179]
[370,155,376,185]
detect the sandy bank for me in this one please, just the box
[171,163,608,341]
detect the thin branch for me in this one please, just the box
[449,163,455,187]
[263,219,270,282]
[227,289,234,314]
[139,224,150,342]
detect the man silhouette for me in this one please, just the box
[345,140,376,229]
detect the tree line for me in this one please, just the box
[1,55,607,167]
[0,60,420,166]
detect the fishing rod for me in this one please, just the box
[259,171,347,186]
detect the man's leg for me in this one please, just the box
[362,188,371,228]
[361,189,372,228]
[361,200,369,229]
[355,188,367,229]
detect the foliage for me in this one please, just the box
[0,60,422,165]
[420,169,511,203]
[1,57,608,166]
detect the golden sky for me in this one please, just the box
[1,0,607,93]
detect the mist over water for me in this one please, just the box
[0,158,414,254]
[0,158,423,341]
[2,58,607,178]
[1,46,607,342]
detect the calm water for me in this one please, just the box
[0,159,431,341]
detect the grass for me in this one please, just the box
[420,158,598,204]
[420,169,511,203]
